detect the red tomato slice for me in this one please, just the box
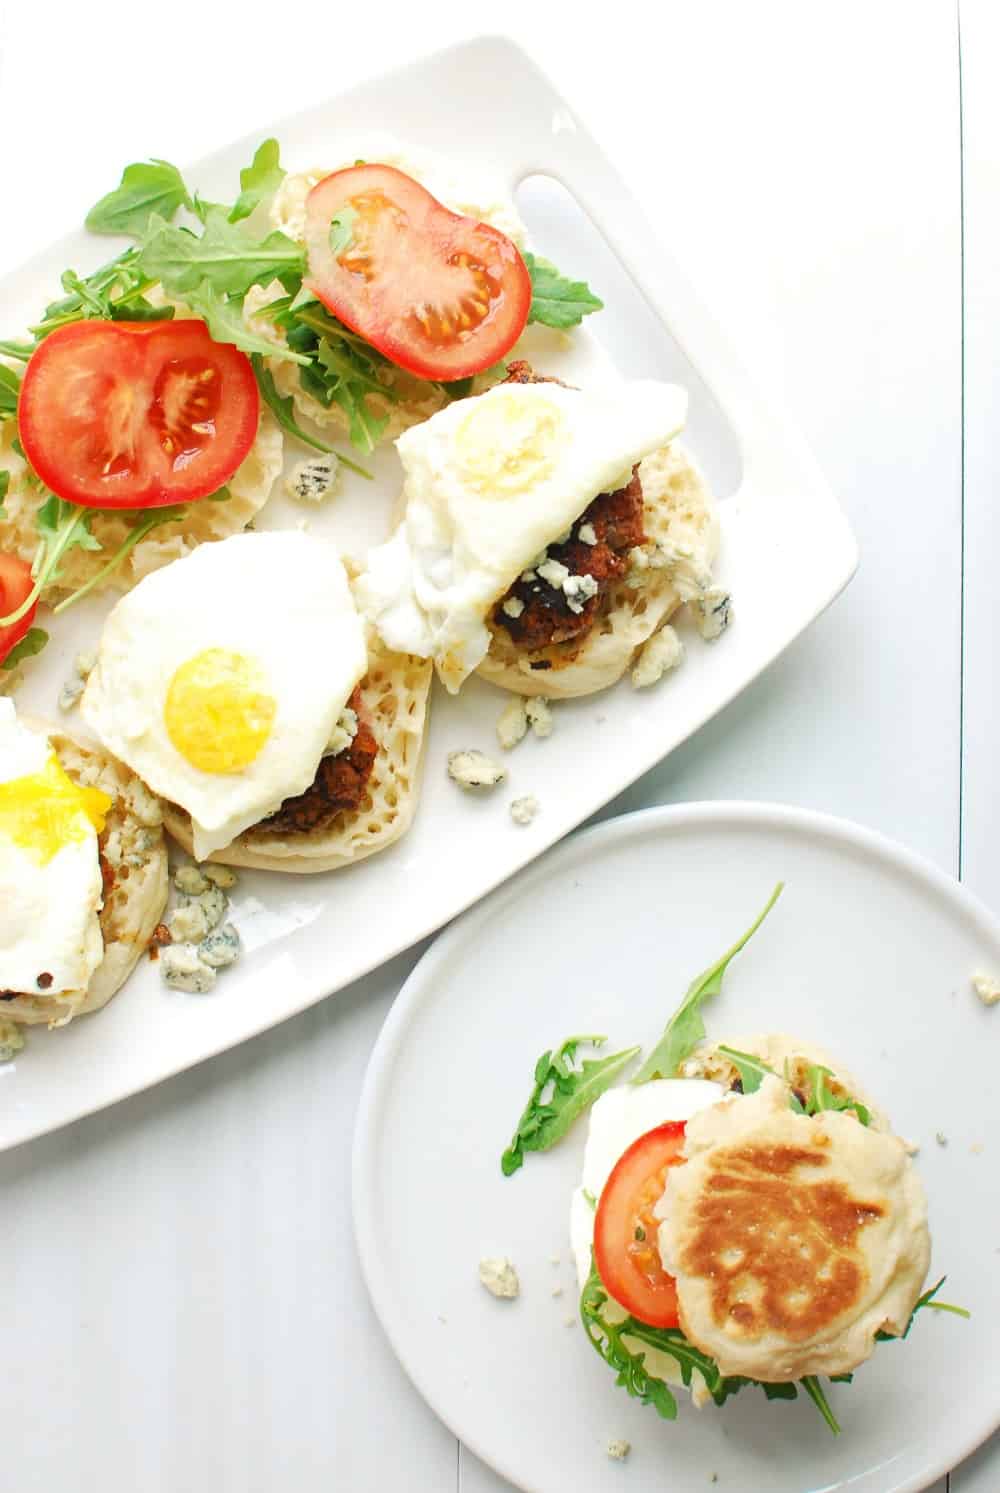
[0,552,38,665]
[593,1121,687,1328]
[18,320,259,510]
[304,164,531,381]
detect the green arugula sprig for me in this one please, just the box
[0,495,102,634]
[229,139,286,225]
[0,492,198,658]
[0,364,20,421]
[49,505,188,616]
[85,160,192,238]
[579,1261,839,1428]
[877,1276,970,1340]
[0,627,48,672]
[501,1036,640,1177]
[715,1045,872,1125]
[524,252,603,329]
[631,884,785,1083]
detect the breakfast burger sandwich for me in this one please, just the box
[0,698,168,1026]
[356,364,728,698]
[503,887,964,1433]
[80,531,431,873]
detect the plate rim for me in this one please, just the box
[352,798,1000,1493]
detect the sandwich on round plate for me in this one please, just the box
[501,886,966,1432]
[80,530,431,873]
[356,365,728,698]
[0,698,168,1026]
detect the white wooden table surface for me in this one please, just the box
[0,1,991,1489]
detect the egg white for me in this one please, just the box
[0,700,105,997]
[355,379,688,692]
[81,532,367,859]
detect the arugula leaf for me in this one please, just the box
[251,357,371,478]
[0,497,101,630]
[714,1046,807,1112]
[27,248,168,340]
[580,1261,807,1419]
[0,469,8,517]
[524,252,603,329]
[0,340,33,362]
[51,505,187,616]
[0,364,20,420]
[801,1375,841,1434]
[579,1264,679,1419]
[806,1064,871,1125]
[328,206,358,257]
[86,160,192,238]
[632,884,784,1084]
[0,627,48,671]
[876,1277,970,1342]
[230,139,285,224]
[181,283,309,367]
[501,1036,641,1176]
[140,210,305,299]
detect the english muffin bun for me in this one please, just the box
[657,1076,931,1382]
[162,636,432,873]
[3,721,169,1026]
[475,442,725,699]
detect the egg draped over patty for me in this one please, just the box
[355,378,688,692]
[81,532,367,859]
[0,700,108,997]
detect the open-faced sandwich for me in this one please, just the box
[501,887,965,1433]
[246,134,536,444]
[356,365,727,698]
[79,531,431,872]
[0,698,168,1026]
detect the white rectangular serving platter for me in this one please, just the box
[0,36,857,1151]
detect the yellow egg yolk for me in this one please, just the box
[454,391,566,497]
[0,754,110,866]
[165,648,277,774]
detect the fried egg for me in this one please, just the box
[81,532,367,859]
[355,379,688,692]
[0,700,108,998]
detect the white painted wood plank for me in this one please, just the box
[0,949,461,1493]
[952,0,1000,1485]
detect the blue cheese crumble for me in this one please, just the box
[510,795,540,826]
[496,697,528,750]
[199,923,241,969]
[285,456,339,504]
[478,1257,520,1299]
[160,944,216,995]
[562,573,599,614]
[631,625,684,689]
[525,697,554,739]
[447,750,506,790]
[160,865,241,992]
[324,705,359,758]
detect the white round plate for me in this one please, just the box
[353,802,1000,1493]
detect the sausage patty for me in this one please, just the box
[493,470,646,650]
[259,688,377,836]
